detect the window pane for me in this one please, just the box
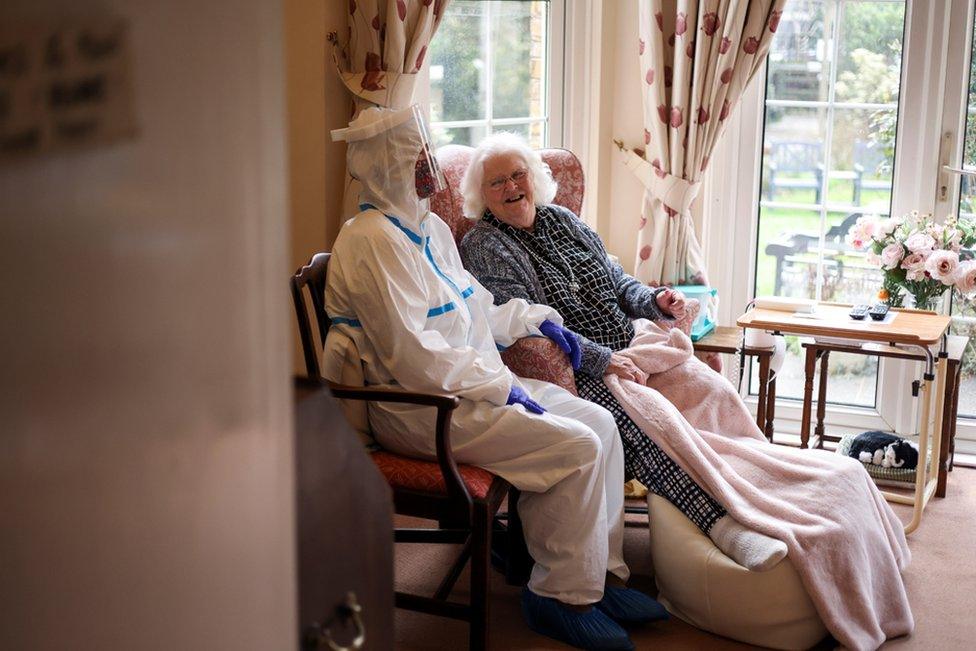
[819,211,884,305]
[951,5,976,419]
[430,2,487,123]
[432,124,488,149]
[494,121,547,149]
[766,1,830,102]
[761,106,828,207]
[756,206,822,299]
[828,107,894,212]
[834,1,905,105]
[490,2,548,120]
[431,1,552,148]
[753,0,906,410]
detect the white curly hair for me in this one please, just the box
[460,132,558,220]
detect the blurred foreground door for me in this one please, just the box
[295,379,394,650]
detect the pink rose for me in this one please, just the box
[925,250,960,283]
[880,243,905,270]
[904,232,936,253]
[955,260,976,294]
[901,252,928,281]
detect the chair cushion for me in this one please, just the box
[648,494,827,650]
[370,450,497,500]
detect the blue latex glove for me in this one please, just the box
[507,385,546,414]
[539,319,582,371]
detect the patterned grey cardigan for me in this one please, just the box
[459,204,670,377]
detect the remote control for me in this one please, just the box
[849,304,870,320]
[869,303,889,321]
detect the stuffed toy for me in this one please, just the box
[848,431,919,469]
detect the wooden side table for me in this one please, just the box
[693,326,778,441]
[800,335,967,498]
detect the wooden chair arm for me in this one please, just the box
[327,382,460,411]
[325,382,472,516]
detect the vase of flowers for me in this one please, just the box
[846,211,976,309]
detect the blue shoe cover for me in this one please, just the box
[521,588,634,651]
[596,585,669,624]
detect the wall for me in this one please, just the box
[285,0,350,373]
[0,1,295,649]
[286,0,351,264]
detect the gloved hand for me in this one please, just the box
[539,319,582,370]
[507,385,546,414]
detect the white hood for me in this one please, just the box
[332,105,441,230]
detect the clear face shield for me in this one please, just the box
[411,105,445,199]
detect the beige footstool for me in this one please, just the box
[648,494,828,650]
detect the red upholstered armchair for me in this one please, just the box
[430,144,699,396]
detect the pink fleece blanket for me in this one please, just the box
[604,320,913,651]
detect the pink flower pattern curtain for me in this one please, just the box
[333,0,449,111]
[624,0,785,286]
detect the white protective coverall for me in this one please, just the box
[325,106,628,604]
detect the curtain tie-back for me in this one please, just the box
[621,149,701,215]
[329,33,417,110]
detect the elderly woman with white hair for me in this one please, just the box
[458,132,788,573]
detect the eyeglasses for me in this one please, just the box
[485,168,529,192]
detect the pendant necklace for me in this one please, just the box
[517,226,581,294]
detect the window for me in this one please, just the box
[950,12,976,419]
[428,1,561,149]
[719,0,976,448]
[752,0,906,408]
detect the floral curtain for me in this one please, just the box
[622,0,785,286]
[332,0,449,112]
[332,1,450,218]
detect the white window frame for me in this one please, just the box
[710,0,976,445]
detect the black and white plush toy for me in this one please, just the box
[848,431,919,470]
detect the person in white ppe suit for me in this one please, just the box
[326,105,667,651]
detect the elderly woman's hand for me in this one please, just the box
[605,353,648,384]
[655,288,686,319]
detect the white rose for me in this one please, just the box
[880,243,905,269]
[904,232,936,254]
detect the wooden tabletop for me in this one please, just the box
[693,325,774,355]
[736,304,952,346]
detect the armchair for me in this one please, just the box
[291,253,525,651]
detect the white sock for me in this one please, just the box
[708,515,787,572]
